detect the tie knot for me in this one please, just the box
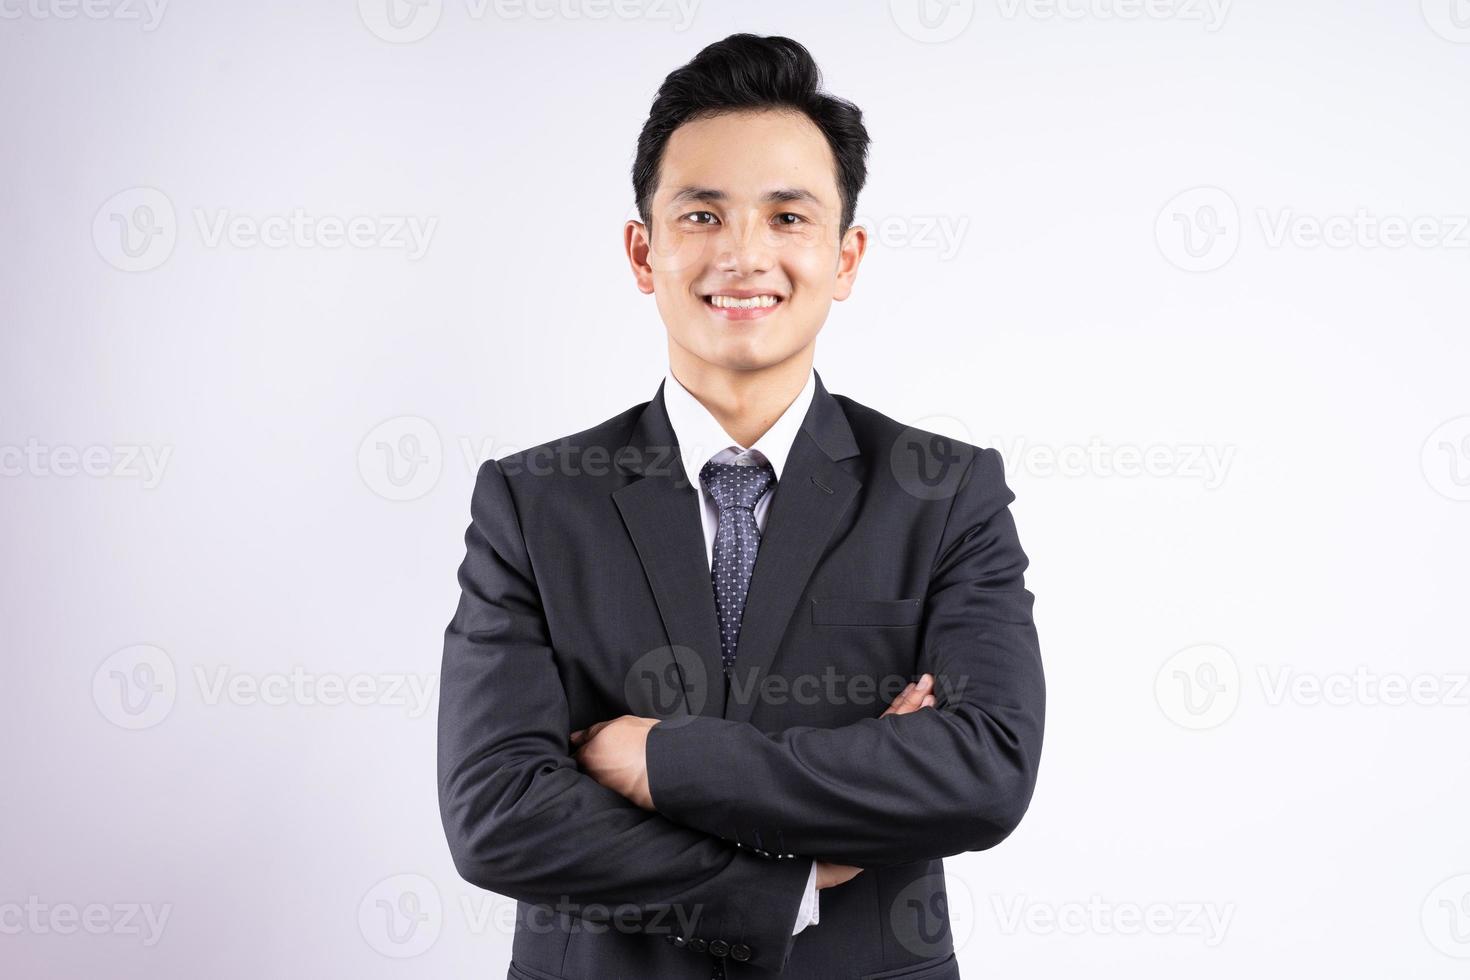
[700,458,775,512]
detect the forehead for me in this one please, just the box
[655,109,839,209]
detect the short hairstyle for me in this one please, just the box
[631,33,870,238]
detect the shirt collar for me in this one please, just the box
[662,366,817,487]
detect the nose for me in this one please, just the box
[712,211,778,278]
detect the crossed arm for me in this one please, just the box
[438,449,1043,972]
[578,447,1046,870]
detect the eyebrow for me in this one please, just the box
[666,186,825,209]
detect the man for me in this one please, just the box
[437,34,1045,980]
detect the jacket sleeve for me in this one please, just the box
[437,459,812,973]
[644,447,1045,869]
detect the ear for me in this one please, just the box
[625,219,656,295]
[832,223,868,302]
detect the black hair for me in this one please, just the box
[631,33,870,238]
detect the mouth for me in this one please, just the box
[701,292,785,321]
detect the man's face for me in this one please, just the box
[626,108,866,374]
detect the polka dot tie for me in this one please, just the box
[700,458,776,675]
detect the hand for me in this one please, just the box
[815,860,864,890]
[569,715,661,811]
[880,673,936,717]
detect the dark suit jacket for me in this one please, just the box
[437,370,1045,980]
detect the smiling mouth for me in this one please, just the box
[702,294,784,310]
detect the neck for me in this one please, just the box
[668,344,813,449]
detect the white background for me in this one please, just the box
[2,1,1468,976]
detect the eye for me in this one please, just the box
[682,211,719,226]
[774,213,807,226]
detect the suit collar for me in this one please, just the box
[661,366,816,485]
[612,368,863,724]
[616,368,859,480]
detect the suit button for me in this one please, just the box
[687,938,707,953]
[671,936,687,948]
[731,943,751,961]
[709,939,730,957]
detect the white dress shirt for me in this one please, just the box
[661,366,822,936]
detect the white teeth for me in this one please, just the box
[708,294,780,309]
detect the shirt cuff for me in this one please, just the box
[792,859,820,934]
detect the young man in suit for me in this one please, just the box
[438,34,1045,980]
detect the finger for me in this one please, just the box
[898,675,933,711]
[881,681,916,716]
[920,694,935,708]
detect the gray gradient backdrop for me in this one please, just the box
[3,1,1469,977]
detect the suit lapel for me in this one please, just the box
[612,369,863,725]
[723,372,862,724]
